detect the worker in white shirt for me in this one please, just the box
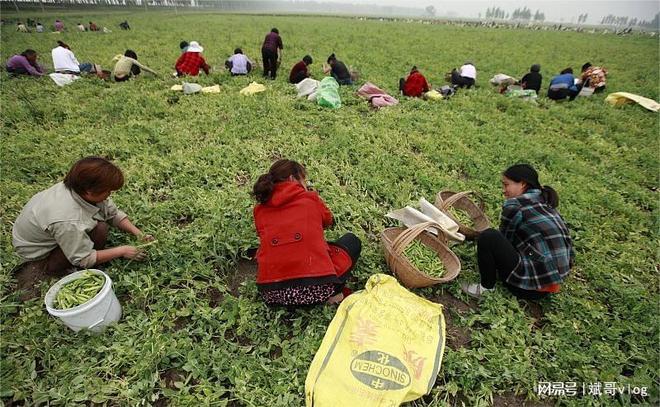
[451,61,477,89]
[225,48,254,76]
[51,41,95,75]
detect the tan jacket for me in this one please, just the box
[12,182,127,267]
[112,55,157,78]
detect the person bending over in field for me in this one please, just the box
[12,157,154,281]
[112,50,158,82]
[399,66,430,97]
[252,159,361,306]
[16,22,29,33]
[119,20,130,30]
[225,48,254,76]
[323,53,352,85]
[461,164,574,300]
[175,41,210,77]
[6,49,45,77]
[76,22,86,32]
[289,55,313,84]
[89,21,99,31]
[451,61,477,89]
[580,62,607,93]
[521,64,542,94]
[36,22,44,33]
[261,28,283,80]
[547,68,580,101]
[54,19,64,32]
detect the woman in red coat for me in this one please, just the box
[253,159,361,306]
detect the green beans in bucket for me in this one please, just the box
[54,271,105,309]
[403,239,447,278]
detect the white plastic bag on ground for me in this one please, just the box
[296,78,319,99]
[490,73,517,86]
[49,73,80,87]
[183,82,202,94]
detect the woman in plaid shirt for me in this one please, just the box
[462,164,574,300]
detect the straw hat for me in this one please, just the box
[187,41,204,53]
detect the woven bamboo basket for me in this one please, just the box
[435,190,491,240]
[381,221,461,288]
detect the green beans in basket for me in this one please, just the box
[54,271,106,309]
[448,207,474,226]
[403,240,446,278]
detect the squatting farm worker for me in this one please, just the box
[225,48,254,76]
[252,159,362,306]
[521,64,542,94]
[451,60,477,89]
[580,62,608,92]
[175,41,210,77]
[547,68,580,101]
[51,41,96,75]
[12,157,153,278]
[289,55,313,84]
[323,53,352,85]
[399,65,430,97]
[5,49,45,77]
[112,49,158,82]
[461,164,574,300]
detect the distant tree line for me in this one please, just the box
[484,6,658,28]
[601,12,659,28]
[484,6,544,22]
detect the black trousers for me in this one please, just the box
[477,228,547,300]
[451,70,475,88]
[330,233,362,266]
[7,67,29,75]
[547,87,580,101]
[261,48,278,79]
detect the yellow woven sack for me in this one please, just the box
[424,90,443,101]
[239,81,266,96]
[305,274,446,406]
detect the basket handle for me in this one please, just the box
[436,190,474,210]
[391,221,443,255]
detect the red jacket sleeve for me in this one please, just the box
[313,193,333,228]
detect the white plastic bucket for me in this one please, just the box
[44,269,122,333]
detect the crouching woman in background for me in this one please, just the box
[12,157,153,282]
[461,164,574,300]
[252,159,361,306]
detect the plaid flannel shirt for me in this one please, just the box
[175,52,210,76]
[500,189,574,290]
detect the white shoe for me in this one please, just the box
[461,282,494,299]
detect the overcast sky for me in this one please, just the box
[321,1,660,23]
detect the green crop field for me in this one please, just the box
[1,10,658,406]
